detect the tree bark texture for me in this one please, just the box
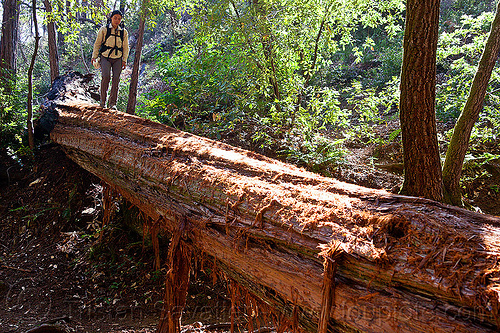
[442,2,500,206]
[399,0,443,201]
[27,0,41,150]
[126,11,146,115]
[157,227,192,333]
[0,0,19,92]
[44,0,60,83]
[37,72,500,333]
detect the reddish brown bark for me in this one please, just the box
[157,227,191,333]
[36,73,500,332]
[317,243,343,333]
[44,0,59,82]
[0,0,19,92]
[399,0,443,201]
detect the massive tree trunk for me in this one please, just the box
[37,72,500,333]
[442,2,500,207]
[44,0,60,82]
[399,0,444,201]
[0,0,20,92]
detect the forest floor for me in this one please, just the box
[0,121,498,332]
[0,145,233,333]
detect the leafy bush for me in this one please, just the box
[0,76,30,155]
[437,12,500,150]
[441,0,496,24]
[137,0,405,172]
[339,77,400,143]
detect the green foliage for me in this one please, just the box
[0,75,31,154]
[137,0,404,170]
[437,11,500,150]
[6,0,499,189]
[340,77,400,143]
[437,12,495,120]
[278,127,346,176]
[388,128,401,142]
[372,38,404,87]
[441,0,496,24]
[137,42,244,136]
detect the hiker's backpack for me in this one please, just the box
[98,22,125,57]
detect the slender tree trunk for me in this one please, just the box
[28,0,41,149]
[399,0,443,201]
[0,0,20,92]
[126,12,146,114]
[56,0,66,55]
[119,0,126,15]
[44,0,59,82]
[262,39,281,102]
[168,9,177,55]
[231,0,280,115]
[80,0,87,20]
[252,1,282,117]
[442,2,500,206]
[57,29,64,54]
[294,3,332,124]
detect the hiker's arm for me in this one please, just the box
[91,27,105,61]
[122,29,130,69]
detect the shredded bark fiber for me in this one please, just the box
[37,72,500,333]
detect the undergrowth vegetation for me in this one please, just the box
[134,0,499,177]
[134,0,407,172]
[1,0,499,181]
[436,12,500,159]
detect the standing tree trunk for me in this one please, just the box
[244,0,282,115]
[56,4,65,57]
[44,0,59,82]
[0,0,20,92]
[442,2,500,206]
[57,29,64,56]
[294,3,332,125]
[119,0,126,14]
[56,0,72,57]
[230,0,281,113]
[399,0,443,201]
[126,9,146,114]
[28,0,41,149]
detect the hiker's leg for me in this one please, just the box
[108,58,123,107]
[100,56,112,107]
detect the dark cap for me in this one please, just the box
[110,10,123,18]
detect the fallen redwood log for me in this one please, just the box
[37,72,500,332]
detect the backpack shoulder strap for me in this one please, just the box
[99,25,124,57]
[99,26,112,56]
[104,26,112,42]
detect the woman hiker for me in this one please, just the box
[91,10,129,109]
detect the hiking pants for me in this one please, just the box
[100,56,122,107]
